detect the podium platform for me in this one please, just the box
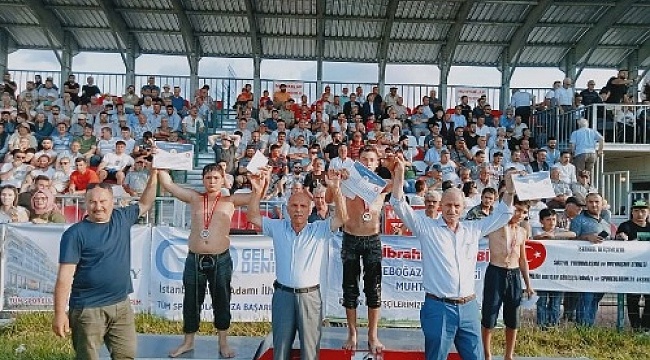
[99,329,591,360]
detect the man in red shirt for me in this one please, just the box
[68,158,100,194]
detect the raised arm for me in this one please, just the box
[247,168,269,228]
[158,169,196,203]
[138,168,158,216]
[326,169,347,231]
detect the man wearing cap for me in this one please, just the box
[616,199,650,330]
[161,84,173,99]
[420,163,443,191]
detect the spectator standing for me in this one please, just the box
[510,89,534,124]
[616,199,650,331]
[570,192,611,327]
[53,172,157,359]
[569,118,603,175]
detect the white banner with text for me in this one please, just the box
[2,225,650,322]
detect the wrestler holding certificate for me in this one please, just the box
[328,146,389,355]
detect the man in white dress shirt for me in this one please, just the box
[390,155,516,360]
[247,168,347,360]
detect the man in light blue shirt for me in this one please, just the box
[390,155,516,360]
[248,169,347,360]
[569,118,603,175]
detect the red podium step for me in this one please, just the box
[254,327,461,360]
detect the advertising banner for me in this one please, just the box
[150,227,276,322]
[1,224,150,312]
[526,240,650,293]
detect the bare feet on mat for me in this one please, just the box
[218,336,236,358]
[168,343,193,358]
[368,338,384,354]
[342,333,357,351]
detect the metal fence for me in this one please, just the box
[8,69,553,112]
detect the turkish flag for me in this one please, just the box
[525,241,547,270]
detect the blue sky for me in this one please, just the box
[7,49,619,89]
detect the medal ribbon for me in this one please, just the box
[203,192,221,231]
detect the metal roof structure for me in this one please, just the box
[0,0,648,69]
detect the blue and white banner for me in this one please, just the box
[2,225,650,322]
[150,227,276,322]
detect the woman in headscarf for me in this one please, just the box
[0,185,29,223]
[30,188,65,223]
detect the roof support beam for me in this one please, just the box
[124,34,139,88]
[243,0,262,59]
[638,37,650,72]
[0,29,9,75]
[170,0,200,91]
[23,0,76,66]
[439,0,476,83]
[506,0,553,65]
[572,0,636,75]
[96,0,134,68]
[377,0,399,91]
[316,0,325,93]
[243,0,262,100]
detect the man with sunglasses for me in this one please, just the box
[53,168,158,359]
[160,163,252,358]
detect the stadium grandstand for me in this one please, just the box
[0,0,650,358]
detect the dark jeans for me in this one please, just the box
[627,293,650,330]
[341,232,382,309]
[182,250,233,333]
[563,292,578,321]
[481,264,522,329]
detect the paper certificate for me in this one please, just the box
[153,142,194,171]
[341,162,387,204]
[246,150,268,175]
[512,171,556,201]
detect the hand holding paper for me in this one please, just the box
[246,150,268,175]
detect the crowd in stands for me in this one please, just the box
[0,72,215,223]
[211,74,637,218]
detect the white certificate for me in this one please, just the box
[246,150,268,175]
[341,162,387,204]
[153,141,194,171]
[512,171,556,201]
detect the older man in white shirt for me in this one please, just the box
[247,169,347,360]
[390,156,516,360]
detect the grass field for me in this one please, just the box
[0,313,648,359]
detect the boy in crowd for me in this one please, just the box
[532,208,576,328]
